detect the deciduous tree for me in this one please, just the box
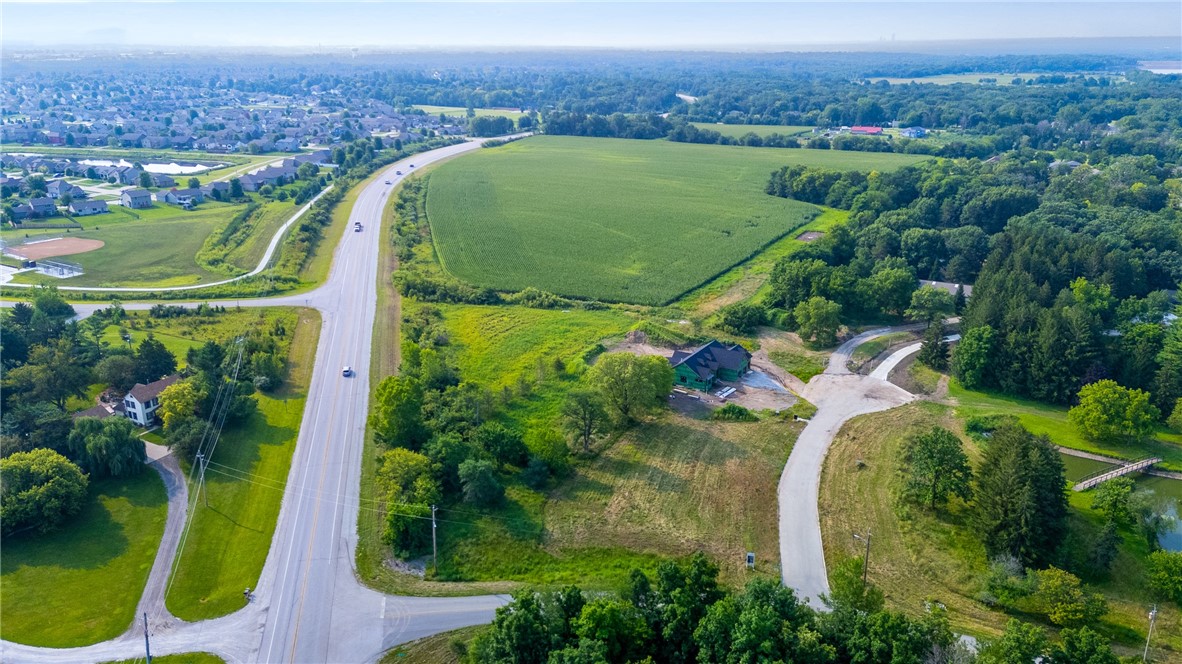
[459,458,503,506]
[905,286,955,324]
[902,427,972,509]
[67,416,145,478]
[794,296,842,347]
[1031,567,1107,627]
[589,353,674,422]
[1068,379,1159,442]
[369,375,426,449]
[0,449,88,536]
[562,389,608,452]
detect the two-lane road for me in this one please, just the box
[1,139,510,664]
[253,140,509,662]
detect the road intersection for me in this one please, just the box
[2,139,509,664]
[2,136,937,661]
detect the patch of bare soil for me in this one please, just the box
[7,237,105,260]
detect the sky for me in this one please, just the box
[1,1,1180,51]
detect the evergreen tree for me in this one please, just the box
[133,334,177,383]
[974,424,1068,567]
[916,322,949,370]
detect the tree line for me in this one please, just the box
[463,550,1125,664]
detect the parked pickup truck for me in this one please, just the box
[354,222,362,232]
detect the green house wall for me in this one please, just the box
[717,357,750,382]
[674,364,713,391]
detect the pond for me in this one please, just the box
[1060,452,1182,551]
[77,158,223,175]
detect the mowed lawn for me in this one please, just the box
[948,381,1182,471]
[0,472,168,647]
[690,122,815,137]
[165,308,321,620]
[6,202,245,287]
[426,136,925,304]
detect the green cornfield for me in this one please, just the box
[426,136,926,305]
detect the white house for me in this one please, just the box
[121,375,180,426]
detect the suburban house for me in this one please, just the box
[121,188,154,208]
[28,197,58,217]
[121,374,180,426]
[669,340,752,391]
[200,180,231,200]
[275,137,301,152]
[73,403,114,420]
[46,179,86,199]
[116,167,145,185]
[69,199,110,216]
[150,173,177,188]
[161,187,205,208]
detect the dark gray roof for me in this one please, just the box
[127,374,180,404]
[670,340,751,382]
[123,188,152,200]
[72,403,113,420]
[70,199,108,212]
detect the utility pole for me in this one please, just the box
[142,612,152,664]
[197,452,207,507]
[852,529,871,587]
[431,504,438,575]
[1144,604,1158,662]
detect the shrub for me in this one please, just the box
[711,403,758,421]
[459,459,504,506]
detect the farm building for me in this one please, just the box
[900,127,927,138]
[850,126,884,135]
[669,340,752,391]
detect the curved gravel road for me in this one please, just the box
[778,327,920,607]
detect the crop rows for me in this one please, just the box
[426,136,925,305]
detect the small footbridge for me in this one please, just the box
[1072,456,1162,491]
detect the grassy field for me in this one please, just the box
[690,123,815,138]
[5,202,244,287]
[432,413,799,589]
[165,307,321,620]
[848,331,916,371]
[0,471,168,647]
[819,402,1181,657]
[769,348,826,382]
[380,626,485,664]
[414,105,524,119]
[679,207,848,315]
[426,136,925,305]
[429,302,636,390]
[948,381,1182,471]
[104,654,224,664]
